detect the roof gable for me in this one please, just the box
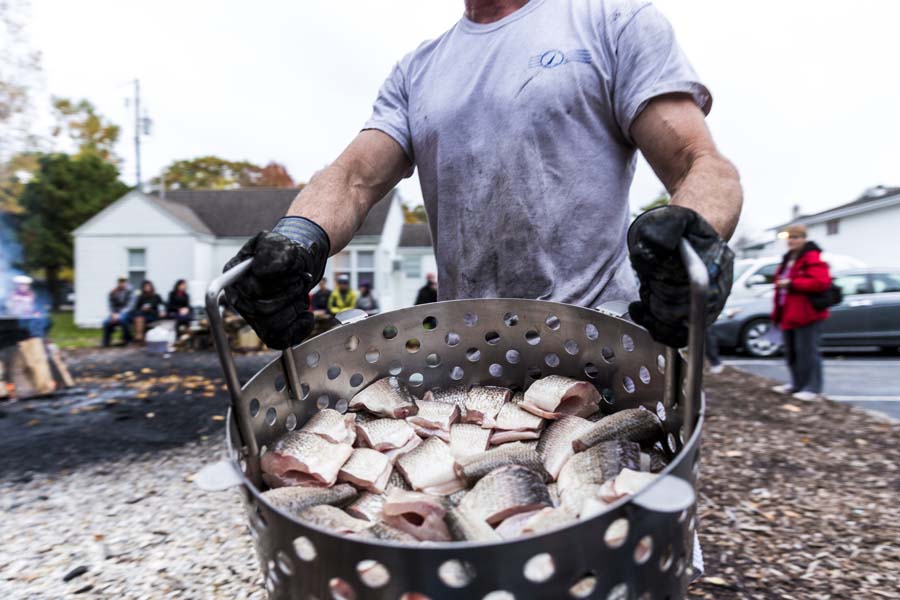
[74,191,198,237]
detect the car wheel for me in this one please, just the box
[741,318,782,358]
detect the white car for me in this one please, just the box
[730,253,866,301]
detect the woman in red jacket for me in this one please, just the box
[771,224,832,400]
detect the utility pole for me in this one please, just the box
[133,79,142,191]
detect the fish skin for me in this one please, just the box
[356,418,417,451]
[458,464,551,526]
[446,507,502,542]
[395,437,465,495]
[387,468,412,491]
[423,385,469,418]
[536,415,594,480]
[407,399,460,432]
[547,482,560,507]
[522,375,601,419]
[520,505,579,535]
[345,492,386,521]
[261,484,357,517]
[494,396,544,432]
[495,508,544,539]
[356,521,419,543]
[611,468,659,497]
[444,488,468,507]
[456,442,549,485]
[298,505,372,534]
[463,386,510,427]
[338,448,393,494]
[382,434,423,463]
[349,377,418,418]
[449,423,491,460]
[572,408,663,452]
[648,448,670,473]
[382,489,452,542]
[301,408,357,444]
[489,429,542,445]
[557,441,640,513]
[410,423,451,443]
[261,431,354,486]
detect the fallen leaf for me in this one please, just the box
[781,404,802,413]
[211,415,225,421]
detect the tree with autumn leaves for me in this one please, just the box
[152,156,296,191]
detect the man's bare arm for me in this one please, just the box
[286,129,412,253]
[631,94,742,240]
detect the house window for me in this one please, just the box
[402,254,421,279]
[127,248,146,290]
[330,249,376,288]
[826,219,840,235]
[357,251,375,288]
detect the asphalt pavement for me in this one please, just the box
[723,354,900,421]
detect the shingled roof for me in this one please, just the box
[772,185,900,230]
[399,223,433,248]
[150,188,396,238]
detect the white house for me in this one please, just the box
[769,185,900,266]
[73,188,435,327]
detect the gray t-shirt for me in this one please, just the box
[364,0,710,308]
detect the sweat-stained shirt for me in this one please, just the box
[364,0,711,308]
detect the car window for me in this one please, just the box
[733,261,754,281]
[871,273,900,294]
[834,274,871,296]
[755,263,781,284]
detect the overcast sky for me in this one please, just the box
[29,0,900,238]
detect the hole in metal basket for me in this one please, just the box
[601,347,615,364]
[485,331,501,345]
[623,376,635,394]
[678,508,689,524]
[306,352,320,368]
[602,388,614,405]
[584,363,599,379]
[667,433,677,453]
[317,395,330,410]
[345,335,359,352]
[335,398,349,413]
[426,353,441,368]
[265,407,277,426]
[249,398,260,418]
[527,366,542,379]
[327,365,342,380]
[639,366,651,384]
[674,556,685,577]
[329,577,356,600]
[585,323,599,340]
[365,348,380,363]
[350,373,364,387]
[466,348,481,362]
[545,315,561,330]
[294,536,316,561]
[506,349,521,364]
[357,559,390,588]
[659,544,674,572]
[276,549,294,576]
[383,325,398,340]
[406,338,421,353]
[656,401,666,421]
[525,330,541,345]
[388,360,403,376]
[259,445,268,458]
[503,312,519,327]
[604,518,629,548]
[622,334,635,352]
[464,312,478,327]
[446,332,461,347]
[545,353,560,368]
[450,366,464,381]
[438,559,475,588]
[423,316,438,330]
[657,353,666,373]
[634,535,653,564]
[568,573,596,598]
[489,363,503,378]
[606,583,628,600]
[408,373,424,388]
[523,553,555,583]
[285,413,297,431]
[301,382,310,400]
[483,593,514,600]
[274,375,286,392]
[564,339,579,355]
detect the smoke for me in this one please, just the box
[0,212,26,307]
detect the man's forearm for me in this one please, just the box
[669,150,742,241]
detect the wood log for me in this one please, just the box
[17,337,56,395]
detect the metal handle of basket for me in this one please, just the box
[677,238,709,442]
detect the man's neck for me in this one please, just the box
[465,0,529,24]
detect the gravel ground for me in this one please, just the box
[1,349,897,599]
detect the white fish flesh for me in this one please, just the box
[522,375,600,419]
[382,489,452,541]
[349,377,418,418]
[356,418,417,451]
[338,447,393,493]
[260,431,354,487]
[407,399,460,432]
[395,437,464,495]
[301,408,357,445]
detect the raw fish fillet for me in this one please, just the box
[382,489,452,542]
[449,423,491,460]
[535,415,594,480]
[301,408,357,444]
[349,377,418,418]
[395,437,464,495]
[260,431,353,487]
[356,418,417,451]
[458,465,551,525]
[463,386,510,427]
[338,447,393,493]
[522,375,600,419]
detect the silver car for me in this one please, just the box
[712,269,900,357]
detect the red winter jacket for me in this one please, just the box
[771,242,832,330]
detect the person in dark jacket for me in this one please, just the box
[771,225,832,400]
[311,278,331,315]
[356,281,379,315]
[102,277,133,346]
[414,273,437,305]
[131,280,165,342]
[167,279,193,333]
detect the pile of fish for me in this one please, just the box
[259,374,670,543]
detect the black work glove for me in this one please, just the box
[628,205,734,348]
[223,217,330,350]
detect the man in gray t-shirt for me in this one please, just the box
[225,0,741,351]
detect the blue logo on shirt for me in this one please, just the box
[529,49,592,69]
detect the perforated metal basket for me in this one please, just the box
[207,241,708,600]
